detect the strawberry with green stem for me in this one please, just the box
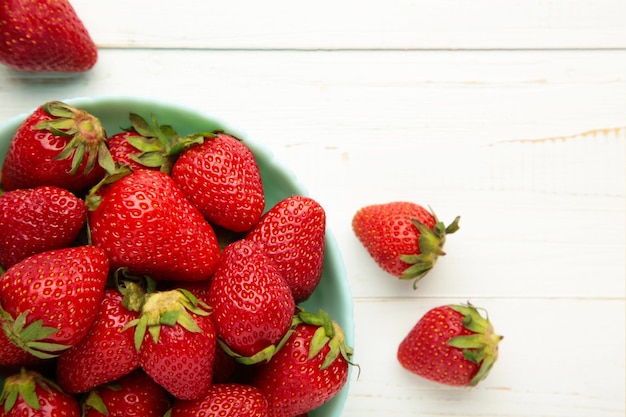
[107,113,203,174]
[0,246,109,367]
[122,284,217,400]
[397,303,502,387]
[251,309,356,417]
[1,101,114,194]
[352,201,460,288]
[0,368,80,416]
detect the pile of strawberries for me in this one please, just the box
[0,101,353,417]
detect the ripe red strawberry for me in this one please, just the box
[88,169,221,282]
[55,288,140,394]
[352,202,460,287]
[0,185,87,269]
[128,287,217,400]
[170,383,269,417]
[171,132,265,233]
[81,370,171,417]
[0,246,109,367]
[0,101,113,194]
[245,196,326,302]
[0,0,97,72]
[251,310,354,417]
[208,239,295,361]
[397,303,502,387]
[0,369,80,416]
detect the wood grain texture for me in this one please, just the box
[70,0,626,49]
[0,2,624,415]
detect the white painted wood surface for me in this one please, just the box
[0,1,624,416]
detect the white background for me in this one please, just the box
[0,1,624,416]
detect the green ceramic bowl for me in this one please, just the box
[0,96,354,416]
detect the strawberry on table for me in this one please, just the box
[0,246,109,367]
[0,0,97,72]
[246,195,326,302]
[55,288,140,394]
[170,383,269,417]
[397,303,502,387]
[251,309,355,417]
[0,101,113,194]
[0,185,87,269]
[88,169,221,282]
[208,239,295,362]
[352,201,460,287]
[81,370,171,417]
[0,369,80,416]
[171,132,265,233]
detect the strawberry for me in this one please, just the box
[127,287,217,400]
[106,112,190,173]
[0,246,109,367]
[208,239,295,362]
[352,202,460,287]
[251,309,354,417]
[0,185,87,269]
[0,369,80,416]
[88,169,221,282]
[0,0,97,72]
[107,130,157,172]
[170,383,269,417]
[55,288,140,394]
[0,101,113,194]
[245,196,326,302]
[171,132,265,233]
[81,370,171,417]
[397,303,502,387]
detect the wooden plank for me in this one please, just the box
[1,50,623,300]
[70,0,626,49]
[1,50,624,139]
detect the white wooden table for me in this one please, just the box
[1,1,624,416]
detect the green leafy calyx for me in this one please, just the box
[120,112,210,174]
[0,305,70,360]
[295,309,357,372]
[447,303,503,386]
[124,288,211,351]
[399,209,461,289]
[0,369,63,413]
[36,101,115,176]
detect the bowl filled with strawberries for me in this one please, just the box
[0,96,355,417]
